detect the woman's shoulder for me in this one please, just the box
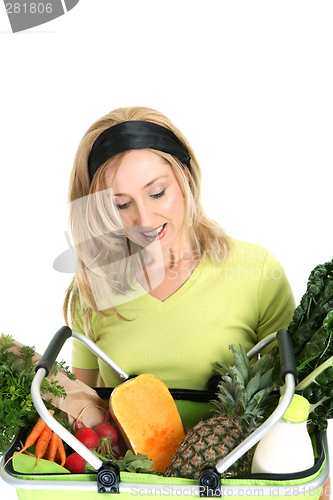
[227,237,279,264]
[201,237,279,269]
[229,237,270,252]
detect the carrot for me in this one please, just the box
[55,448,61,464]
[45,431,59,462]
[34,425,53,469]
[0,410,54,473]
[24,410,54,451]
[57,436,67,467]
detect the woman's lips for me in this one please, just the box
[141,223,167,242]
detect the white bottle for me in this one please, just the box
[251,394,314,474]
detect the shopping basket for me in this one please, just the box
[1,326,330,500]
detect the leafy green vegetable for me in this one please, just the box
[288,261,333,360]
[0,334,75,455]
[272,259,333,430]
[86,449,161,475]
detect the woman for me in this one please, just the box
[64,106,296,389]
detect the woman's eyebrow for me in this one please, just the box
[114,175,169,197]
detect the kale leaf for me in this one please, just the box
[272,259,333,430]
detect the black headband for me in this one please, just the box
[88,120,191,182]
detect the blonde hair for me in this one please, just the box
[63,106,231,338]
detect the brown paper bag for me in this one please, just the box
[2,335,108,428]
[2,334,128,457]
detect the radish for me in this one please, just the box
[94,409,119,455]
[65,452,86,473]
[74,427,100,450]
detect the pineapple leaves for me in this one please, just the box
[258,368,273,391]
[250,353,272,377]
[245,386,274,416]
[230,344,252,386]
[245,371,261,401]
[216,392,236,410]
[214,344,274,423]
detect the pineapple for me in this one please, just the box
[164,344,274,479]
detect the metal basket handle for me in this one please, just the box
[199,329,298,495]
[31,326,298,493]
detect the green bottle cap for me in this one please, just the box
[278,394,310,423]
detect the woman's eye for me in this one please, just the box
[114,202,129,210]
[115,190,166,210]
[116,202,129,210]
[152,189,166,199]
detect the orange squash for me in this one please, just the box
[110,373,185,473]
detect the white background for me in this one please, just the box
[0,1,332,498]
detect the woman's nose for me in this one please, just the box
[132,202,153,229]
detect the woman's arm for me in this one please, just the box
[72,367,104,387]
[320,477,330,500]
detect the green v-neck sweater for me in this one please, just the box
[71,238,295,390]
